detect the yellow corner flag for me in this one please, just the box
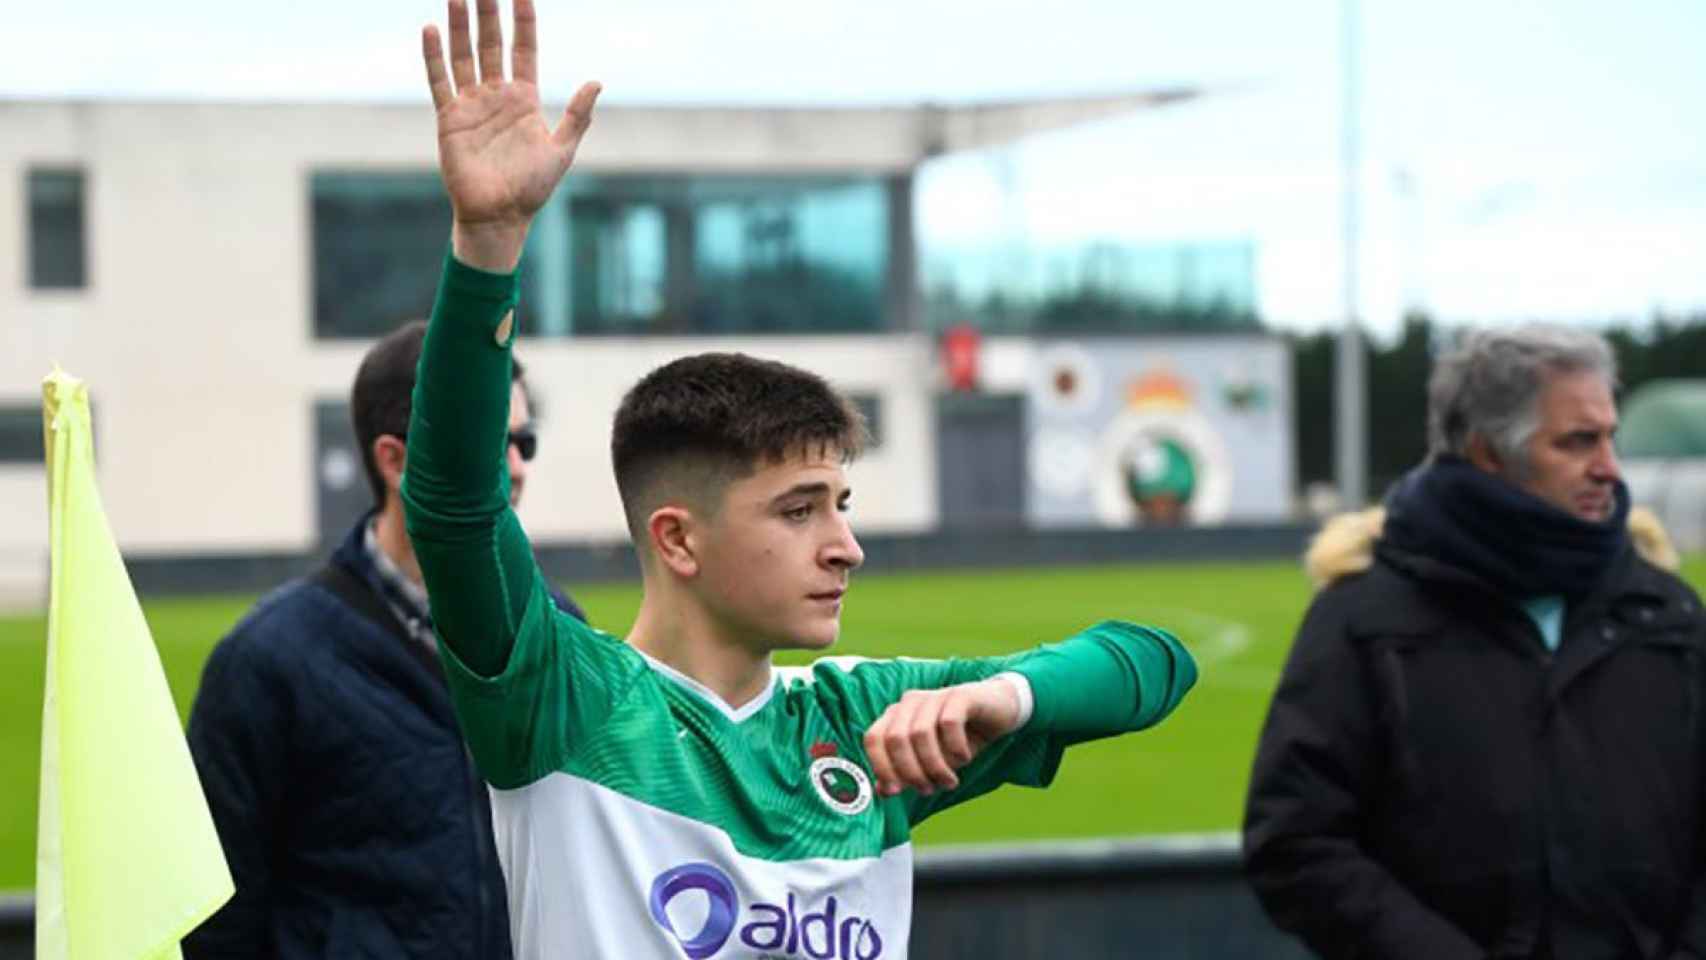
[36,370,233,959]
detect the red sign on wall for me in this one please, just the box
[942,324,981,392]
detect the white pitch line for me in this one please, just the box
[1139,606,1282,692]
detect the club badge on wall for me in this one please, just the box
[1026,339,1286,529]
[1089,368,1232,527]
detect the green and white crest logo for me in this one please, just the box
[809,755,873,816]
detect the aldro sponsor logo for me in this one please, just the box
[648,862,885,959]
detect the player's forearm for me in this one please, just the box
[405,249,520,501]
[401,248,533,675]
[1014,620,1197,738]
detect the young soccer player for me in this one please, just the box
[404,1,1197,956]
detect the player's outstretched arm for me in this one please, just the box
[854,621,1197,803]
[403,0,599,677]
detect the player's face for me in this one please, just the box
[696,448,864,652]
[1505,370,1622,522]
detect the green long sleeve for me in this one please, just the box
[401,251,541,678]
[1015,620,1198,740]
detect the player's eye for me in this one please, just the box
[782,504,813,522]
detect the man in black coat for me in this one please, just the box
[184,322,585,958]
[1245,324,1706,959]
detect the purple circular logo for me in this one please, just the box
[648,862,739,959]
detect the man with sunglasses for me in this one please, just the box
[185,320,584,958]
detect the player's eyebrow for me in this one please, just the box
[769,482,833,506]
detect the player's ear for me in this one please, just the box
[648,505,699,578]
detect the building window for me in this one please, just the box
[1,403,98,464]
[921,238,1260,334]
[311,171,452,339]
[28,168,87,290]
[523,175,891,336]
[849,393,883,450]
[310,171,891,338]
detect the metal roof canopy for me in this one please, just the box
[561,88,1201,172]
[1,88,1201,175]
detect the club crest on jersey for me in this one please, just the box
[807,742,872,816]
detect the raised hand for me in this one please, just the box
[422,0,600,272]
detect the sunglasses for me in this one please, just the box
[393,429,537,461]
[509,427,538,462]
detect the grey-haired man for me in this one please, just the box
[1245,325,1706,959]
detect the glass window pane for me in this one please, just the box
[28,168,86,290]
[0,407,41,463]
[524,175,890,336]
[310,171,892,338]
[559,196,668,333]
[0,402,94,463]
[923,238,1258,334]
[850,393,883,450]
[312,171,451,339]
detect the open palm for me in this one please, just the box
[422,0,599,266]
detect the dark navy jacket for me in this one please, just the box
[184,518,584,958]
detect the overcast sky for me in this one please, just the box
[7,0,1703,338]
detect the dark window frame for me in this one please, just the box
[0,402,94,464]
[27,167,88,291]
[309,168,896,339]
[310,169,452,340]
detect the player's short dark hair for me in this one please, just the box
[610,352,867,540]
[351,319,528,508]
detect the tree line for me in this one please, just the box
[1291,313,1706,498]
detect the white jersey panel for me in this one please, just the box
[492,771,913,960]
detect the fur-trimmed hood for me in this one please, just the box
[1305,504,1681,589]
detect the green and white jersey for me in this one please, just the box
[402,254,1198,960]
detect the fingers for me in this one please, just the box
[421,26,453,111]
[862,718,898,800]
[862,691,967,799]
[908,694,961,793]
[551,81,602,151]
[937,693,976,768]
[864,698,917,798]
[512,0,538,86]
[447,0,476,94]
[475,0,505,85]
[881,695,932,795]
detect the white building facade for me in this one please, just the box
[1,93,1280,603]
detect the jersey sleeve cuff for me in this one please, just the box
[993,671,1034,731]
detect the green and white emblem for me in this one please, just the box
[808,752,872,816]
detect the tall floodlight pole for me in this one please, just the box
[1335,0,1368,507]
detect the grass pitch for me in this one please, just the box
[3,555,1702,892]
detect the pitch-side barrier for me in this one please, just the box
[0,833,1307,958]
